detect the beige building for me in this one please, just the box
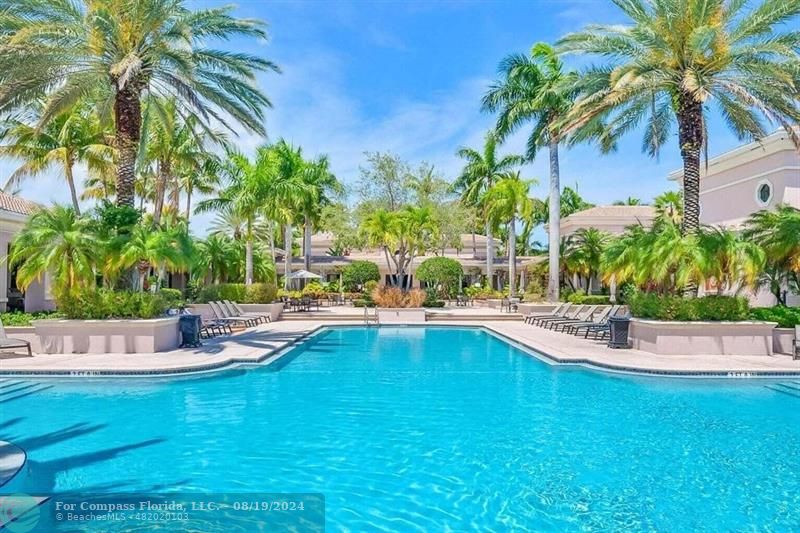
[668,129,800,228]
[560,205,656,237]
[0,192,55,312]
[669,129,800,306]
[288,232,542,290]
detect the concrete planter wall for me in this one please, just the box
[629,319,777,356]
[33,317,180,354]
[187,302,283,322]
[378,308,426,323]
[772,328,796,355]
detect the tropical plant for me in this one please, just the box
[194,234,236,284]
[0,106,113,214]
[531,185,593,224]
[613,197,642,206]
[653,191,683,226]
[745,206,800,273]
[9,205,99,297]
[453,131,524,288]
[564,227,611,294]
[483,42,590,302]
[0,0,278,207]
[484,173,536,295]
[558,0,800,242]
[341,261,381,291]
[112,224,193,291]
[696,227,765,294]
[416,257,464,298]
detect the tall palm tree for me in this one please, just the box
[484,173,535,296]
[181,153,222,222]
[558,0,800,240]
[0,0,278,207]
[483,42,586,302]
[299,155,342,271]
[0,107,113,215]
[453,131,524,289]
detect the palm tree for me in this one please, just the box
[453,131,524,289]
[299,155,342,271]
[268,140,309,287]
[483,42,586,302]
[195,234,236,284]
[484,173,535,295]
[114,224,192,291]
[9,205,99,297]
[653,191,684,227]
[745,206,800,274]
[181,153,222,222]
[697,227,765,294]
[558,0,800,239]
[0,107,113,215]
[532,185,594,225]
[0,0,278,207]
[563,227,611,293]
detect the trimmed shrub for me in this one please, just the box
[628,293,750,321]
[567,293,611,305]
[423,290,445,308]
[301,281,326,298]
[56,289,169,319]
[416,257,463,298]
[244,283,278,304]
[341,261,380,290]
[0,311,62,326]
[406,289,427,308]
[750,306,800,328]
[158,288,184,309]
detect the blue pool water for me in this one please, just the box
[3,326,800,530]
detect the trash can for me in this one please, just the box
[179,314,202,348]
[607,316,631,349]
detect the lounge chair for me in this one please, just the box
[535,305,585,327]
[0,318,32,356]
[564,305,619,335]
[209,301,257,327]
[546,305,598,331]
[524,303,567,324]
[224,301,271,324]
[582,308,629,340]
[182,309,231,338]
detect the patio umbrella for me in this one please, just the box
[287,269,322,289]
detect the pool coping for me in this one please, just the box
[3,323,800,380]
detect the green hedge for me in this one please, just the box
[750,306,800,328]
[628,293,750,321]
[196,283,277,304]
[341,261,380,290]
[567,293,611,305]
[56,289,170,319]
[0,311,62,326]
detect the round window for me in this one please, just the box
[755,180,773,207]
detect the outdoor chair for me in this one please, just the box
[182,309,230,338]
[534,305,582,326]
[0,318,32,356]
[209,301,256,327]
[565,306,620,336]
[524,303,567,324]
[225,301,270,324]
[456,295,469,307]
[547,305,598,331]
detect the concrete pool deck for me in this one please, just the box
[1,319,800,378]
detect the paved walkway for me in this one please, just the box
[1,318,800,377]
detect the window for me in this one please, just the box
[755,180,773,207]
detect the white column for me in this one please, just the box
[609,275,617,303]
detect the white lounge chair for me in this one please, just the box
[0,318,32,356]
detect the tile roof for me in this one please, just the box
[565,205,656,219]
[0,191,39,216]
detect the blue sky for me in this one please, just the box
[7,0,764,234]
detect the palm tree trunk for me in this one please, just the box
[303,214,312,271]
[471,231,476,256]
[677,92,704,297]
[63,157,81,216]
[169,179,180,212]
[153,161,169,227]
[508,219,517,296]
[284,223,292,290]
[113,84,141,208]
[486,221,494,289]
[244,218,254,286]
[185,186,192,221]
[548,141,561,302]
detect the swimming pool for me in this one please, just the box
[3,326,800,530]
